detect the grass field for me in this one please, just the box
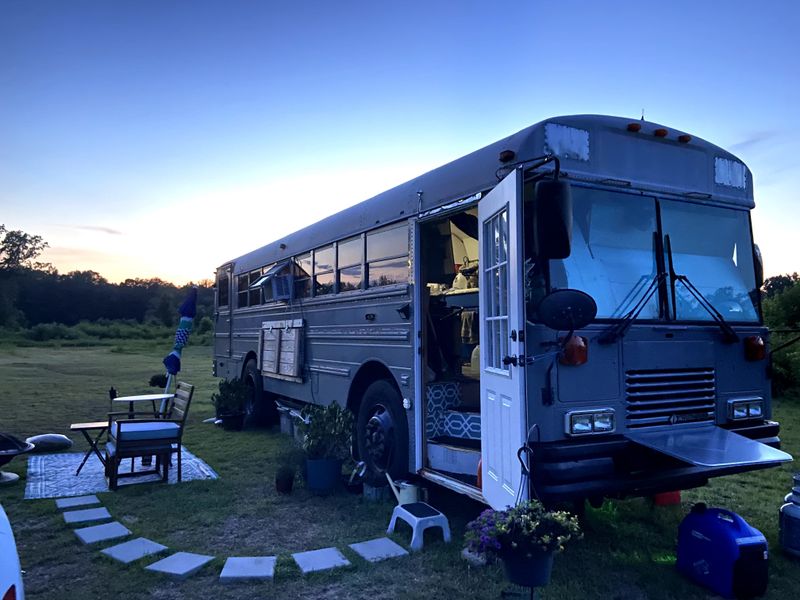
[0,343,798,599]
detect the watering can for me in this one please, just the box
[386,472,420,505]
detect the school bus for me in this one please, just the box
[214,115,791,509]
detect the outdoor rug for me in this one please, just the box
[24,448,218,499]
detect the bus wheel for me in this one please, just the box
[243,359,276,428]
[356,379,408,486]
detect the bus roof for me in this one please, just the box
[223,114,753,274]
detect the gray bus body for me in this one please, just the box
[214,114,791,509]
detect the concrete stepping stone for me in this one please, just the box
[145,552,214,579]
[220,556,277,582]
[74,521,131,545]
[349,537,409,562]
[63,507,111,525]
[101,537,168,564]
[292,547,350,574]
[56,495,101,510]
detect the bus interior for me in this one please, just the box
[419,207,483,485]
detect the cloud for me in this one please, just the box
[70,225,123,235]
[728,131,779,153]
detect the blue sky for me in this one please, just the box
[1,0,798,283]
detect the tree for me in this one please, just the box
[763,273,800,299]
[0,224,50,271]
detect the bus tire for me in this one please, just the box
[356,379,408,487]
[243,359,276,428]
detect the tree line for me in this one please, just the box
[0,224,797,391]
[0,224,214,329]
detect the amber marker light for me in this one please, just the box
[744,335,766,361]
[559,335,588,366]
[627,122,642,132]
[678,134,692,143]
[654,128,668,138]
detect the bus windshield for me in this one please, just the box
[548,188,659,319]
[545,187,760,323]
[661,200,759,323]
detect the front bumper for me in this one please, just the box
[530,420,784,502]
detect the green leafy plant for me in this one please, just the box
[149,373,168,388]
[464,500,581,558]
[298,403,354,460]
[276,465,295,480]
[211,377,249,416]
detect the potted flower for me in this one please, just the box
[297,403,353,494]
[211,377,249,431]
[464,500,581,588]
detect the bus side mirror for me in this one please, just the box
[534,179,572,259]
[753,243,764,290]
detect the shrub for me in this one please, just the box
[298,403,354,460]
[763,282,800,395]
[26,322,82,341]
[149,373,168,388]
[211,377,249,416]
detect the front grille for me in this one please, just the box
[625,368,716,428]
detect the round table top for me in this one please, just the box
[113,393,174,402]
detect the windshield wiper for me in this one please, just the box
[598,272,666,345]
[664,234,739,343]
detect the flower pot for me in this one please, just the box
[501,549,555,588]
[220,413,244,431]
[275,472,295,494]
[305,457,342,494]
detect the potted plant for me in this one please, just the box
[210,377,249,431]
[464,500,581,588]
[275,465,295,494]
[297,403,353,494]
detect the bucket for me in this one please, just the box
[386,473,420,505]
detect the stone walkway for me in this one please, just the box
[56,494,416,583]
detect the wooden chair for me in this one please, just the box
[104,382,194,491]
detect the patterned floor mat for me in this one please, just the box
[24,448,218,499]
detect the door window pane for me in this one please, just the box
[483,207,510,372]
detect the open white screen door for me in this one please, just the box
[479,169,527,509]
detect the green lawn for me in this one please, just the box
[0,343,798,599]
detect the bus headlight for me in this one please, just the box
[566,409,616,436]
[728,398,764,420]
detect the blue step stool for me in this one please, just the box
[387,502,451,551]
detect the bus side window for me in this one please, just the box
[248,269,262,306]
[217,274,229,307]
[366,223,408,288]
[314,245,335,296]
[294,253,312,299]
[237,273,249,307]
[338,235,363,292]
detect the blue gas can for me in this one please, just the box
[676,504,768,598]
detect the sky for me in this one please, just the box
[1,0,798,284]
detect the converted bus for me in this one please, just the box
[213,115,791,509]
